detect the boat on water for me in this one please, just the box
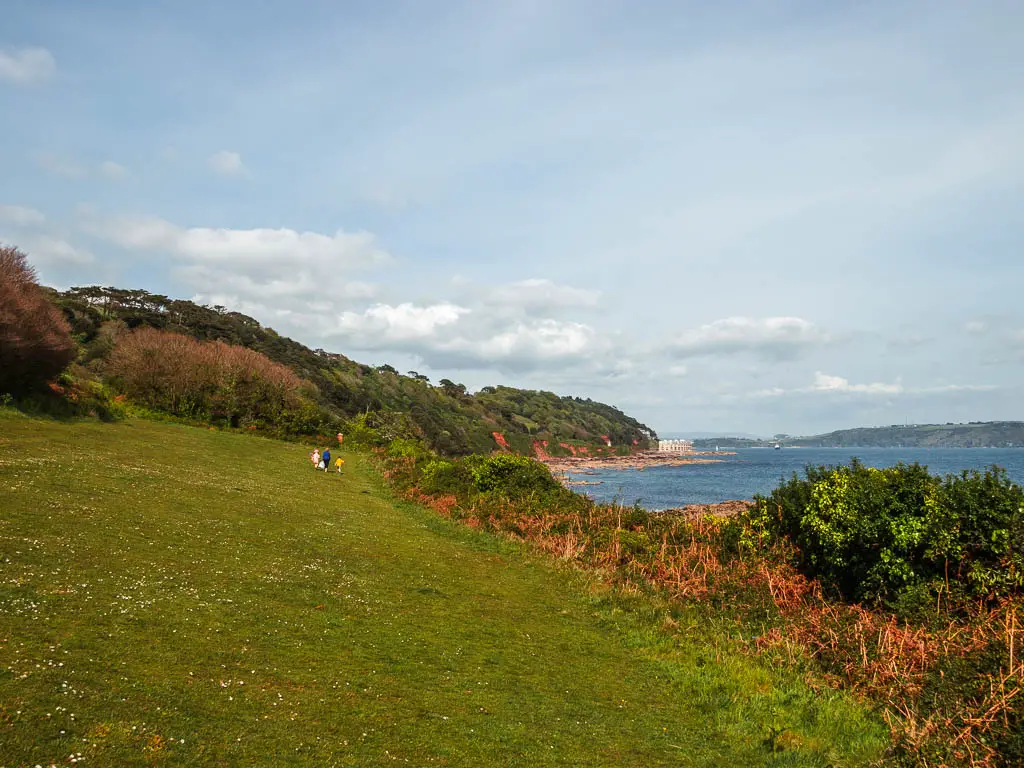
[774,442,781,450]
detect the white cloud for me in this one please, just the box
[333,302,469,343]
[486,278,601,311]
[85,213,390,310]
[812,372,903,395]
[752,373,997,399]
[15,235,94,267]
[0,204,45,227]
[99,160,129,179]
[668,365,688,377]
[434,319,608,372]
[465,319,595,360]
[448,277,601,317]
[0,46,56,85]
[669,317,828,361]
[322,300,608,373]
[87,214,388,270]
[965,320,988,334]
[208,150,245,176]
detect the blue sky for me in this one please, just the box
[2,0,1022,435]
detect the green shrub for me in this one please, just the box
[342,413,384,449]
[925,467,1024,599]
[747,459,1024,608]
[464,453,560,496]
[387,438,427,459]
[419,459,474,497]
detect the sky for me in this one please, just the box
[2,0,1022,437]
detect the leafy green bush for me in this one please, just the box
[747,460,1024,608]
[464,453,561,496]
[926,467,1024,600]
[387,438,427,459]
[341,413,384,449]
[419,459,475,497]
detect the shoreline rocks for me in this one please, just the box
[541,450,734,475]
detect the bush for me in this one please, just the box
[926,467,1024,600]
[420,459,474,497]
[105,327,335,436]
[387,438,427,460]
[6,371,126,422]
[342,413,385,449]
[747,459,1024,608]
[0,246,76,394]
[464,453,561,496]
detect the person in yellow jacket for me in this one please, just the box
[334,457,344,474]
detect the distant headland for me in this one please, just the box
[688,422,1024,450]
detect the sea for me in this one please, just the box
[566,448,1024,510]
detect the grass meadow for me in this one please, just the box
[0,411,886,766]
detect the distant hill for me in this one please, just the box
[49,286,656,456]
[785,422,1024,449]
[692,422,1024,450]
[691,437,774,450]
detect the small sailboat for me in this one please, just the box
[774,441,781,450]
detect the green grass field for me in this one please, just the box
[0,412,887,766]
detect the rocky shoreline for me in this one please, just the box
[541,449,733,475]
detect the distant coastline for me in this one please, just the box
[689,421,1024,450]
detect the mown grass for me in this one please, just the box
[0,412,886,766]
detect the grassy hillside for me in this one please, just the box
[0,412,884,766]
[47,286,655,455]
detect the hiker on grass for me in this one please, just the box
[312,448,320,469]
[322,447,331,472]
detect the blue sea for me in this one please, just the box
[566,448,1024,510]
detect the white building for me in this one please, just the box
[657,439,693,453]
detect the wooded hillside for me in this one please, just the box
[48,286,656,455]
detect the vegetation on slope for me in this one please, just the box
[44,284,654,455]
[743,462,1024,765]
[787,422,1024,449]
[0,412,883,766]
[376,432,1023,767]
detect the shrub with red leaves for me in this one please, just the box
[0,245,76,395]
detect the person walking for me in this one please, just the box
[334,457,345,473]
[312,448,321,469]
[321,447,331,473]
